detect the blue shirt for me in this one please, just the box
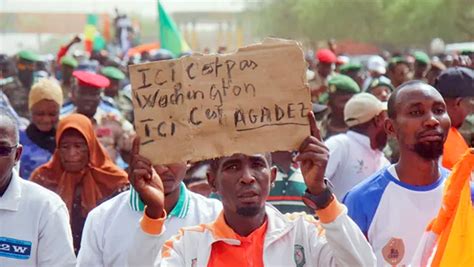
[19,130,52,180]
[343,165,474,266]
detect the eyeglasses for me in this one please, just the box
[0,144,18,157]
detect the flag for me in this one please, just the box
[412,149,474,266]
[84,14,98,53]
[157,2,190,57]
[84,14,106,53]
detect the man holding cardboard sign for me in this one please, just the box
[127,39,375,266]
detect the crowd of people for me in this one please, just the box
[0,31,473,267]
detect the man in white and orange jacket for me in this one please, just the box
[128,112,376,266]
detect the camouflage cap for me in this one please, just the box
[328,74,361,94]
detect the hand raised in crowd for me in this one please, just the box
[129,136,165,219]
[72,35,82,44]
[294,111,330,195]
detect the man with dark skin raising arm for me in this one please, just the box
[128,112,375,266]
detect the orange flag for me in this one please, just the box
[419,148,474,266]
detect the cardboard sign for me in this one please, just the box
[129,38,311,165]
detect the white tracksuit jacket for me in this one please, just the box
[128,200,376,266]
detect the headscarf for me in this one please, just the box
[26,78,64,152]
[31,114,129,216]
[28,78,63,110]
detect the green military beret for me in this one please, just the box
[17,50,40,62]
[101,66,126,81]
[60,56,78,68]
[328,74,361,94]
[367,78,395,92]
[339,62,362,74]
[413,51,430,65]
[388,56,408,65]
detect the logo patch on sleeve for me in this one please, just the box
[0,237,32,260]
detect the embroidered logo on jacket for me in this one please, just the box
[0,237,32,260]
[382,237,405,265]
[294,244,306,267]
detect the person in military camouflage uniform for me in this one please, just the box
[365,77,394,102]
[268,151,314,214]
[319,74,360,140]
[339,62,364,89]
[1,50,39,119]
[387,57,411,88]
[412,51,430,81]
[59,55,78,102]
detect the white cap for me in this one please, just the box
[367,55,386,75]
[344,93,387,127]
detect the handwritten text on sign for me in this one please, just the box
[129,39,311,165]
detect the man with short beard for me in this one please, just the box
[128,112,375,266]
[344,81,474,266]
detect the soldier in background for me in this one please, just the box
[2,50,40,119]
[319,75,360,139]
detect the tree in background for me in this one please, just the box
[252,0,474,50]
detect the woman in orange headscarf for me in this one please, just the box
[31,113,129,253]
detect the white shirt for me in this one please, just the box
[0,171,76,267]
[325,130,390,200]
[77,185,222,267]
[132,204,376,266]
[344,166,452,267]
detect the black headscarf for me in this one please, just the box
[26,123,56,153]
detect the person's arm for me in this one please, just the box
[127,136,167,266]
[310,199,376,266]
[76,208,105,267]
[37,202,76,267]
[296,112,375,266]
[128,207,168,266]
[57,35,81,64]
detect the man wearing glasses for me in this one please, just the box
[434,67,474,169]
[0,110,76,266]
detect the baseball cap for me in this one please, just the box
[434,67,474,98]
[367,56,386,74]
[344,93,387,127]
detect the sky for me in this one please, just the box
[0,0,253,16]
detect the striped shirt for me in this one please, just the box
[268,165,313,214]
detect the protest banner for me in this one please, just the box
[129,38,311,165]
